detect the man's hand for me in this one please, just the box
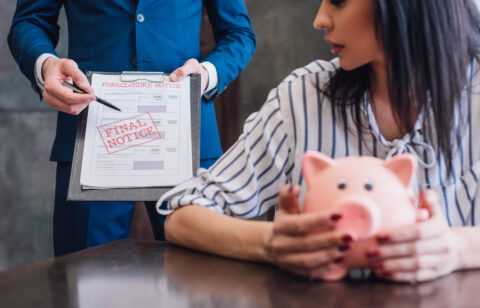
[42,57,96,115]
[170,59,209,93]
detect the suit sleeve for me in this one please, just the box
[8,0,64,95]
[202,0,256,101]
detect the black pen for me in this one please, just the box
[61,80,122,112]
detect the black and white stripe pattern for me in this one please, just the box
[159,58,480,227]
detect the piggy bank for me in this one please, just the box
[302,152,419,281]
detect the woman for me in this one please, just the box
[158,0,480,282]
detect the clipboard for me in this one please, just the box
[67,71,201,201]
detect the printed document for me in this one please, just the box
[80,73,193,188]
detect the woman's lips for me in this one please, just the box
[331,44,345,54]
[325,38,345,54]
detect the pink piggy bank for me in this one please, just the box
[302,152,419,281]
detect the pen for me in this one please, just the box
[61,80,122,112]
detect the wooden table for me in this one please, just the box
[1,239,478,308]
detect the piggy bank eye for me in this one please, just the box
[364,181,374,191]
[337,178,347,190]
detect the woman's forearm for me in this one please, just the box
[453,227,480,270]
[164,205,275,263]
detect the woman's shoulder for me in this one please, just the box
[272,58,338,109]
[279,58,339,85]
[264,58,339,127]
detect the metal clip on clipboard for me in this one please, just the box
[120,71,167,83]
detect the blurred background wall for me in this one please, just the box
[0,0,332,271]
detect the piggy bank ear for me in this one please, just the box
[302,152,335,187]
[383,154,418,187]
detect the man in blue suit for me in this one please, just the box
[8,0,256,256]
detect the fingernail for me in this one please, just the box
[342,234,353,243]
[376,235,390,243]
[170,73,177,81]
[330,214,342,222]
[334,257,345,264]
[371,262,384,269]
[381,272,393,278]
[338,244,350,251]
[419,190,425,199]
[288,184,294,193]
[366,250,380,258]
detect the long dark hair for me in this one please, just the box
[323,0,480,175]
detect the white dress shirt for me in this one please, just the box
[34,53,219,96]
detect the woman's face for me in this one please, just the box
[314,0,384,71]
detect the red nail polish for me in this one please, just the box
[376,235,390,242]
[419,191,425,200]
[342,234,353,243]
[371,262,384,269]
[331,214,342,222]
[366,250,380,258]
[334,257,345,264]
[381,272,393,278]
[339,244,350,251]
[288,184,294,193]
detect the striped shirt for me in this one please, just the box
[158,58,480,227]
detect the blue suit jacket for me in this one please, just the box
[8,0,256,162]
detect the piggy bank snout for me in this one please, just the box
[333,196,381,240]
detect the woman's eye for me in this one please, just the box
[330,0,346,7]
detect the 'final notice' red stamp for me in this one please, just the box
[97,112,161,154]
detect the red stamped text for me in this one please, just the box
[97,112,161,154]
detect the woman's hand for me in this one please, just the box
[266,184,356,279]
[367,189,464,283]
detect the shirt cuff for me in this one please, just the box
[34,53,58,92]
[201,61,218,96]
